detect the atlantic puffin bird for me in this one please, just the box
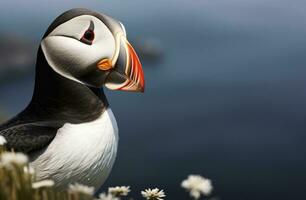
[0,8,144,191]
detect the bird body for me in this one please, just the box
[0,8,144,191]
[31,108,118,190]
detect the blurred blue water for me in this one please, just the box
[1,0,306,199]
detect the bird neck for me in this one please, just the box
[27,47,108,124]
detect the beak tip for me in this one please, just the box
[139,81,145,93]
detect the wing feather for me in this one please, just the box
[0,121,58,153]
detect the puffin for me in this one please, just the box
[0,8,144,191]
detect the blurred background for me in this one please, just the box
[1,0,306,199]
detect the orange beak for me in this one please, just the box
[99,35,145,92]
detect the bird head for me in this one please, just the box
[41,8,145,92]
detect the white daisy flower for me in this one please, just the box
[141,188,166,200]
[181,175,213,199]
[0,152,28,167]
[108,186,130,196]
[99,192,119,200]
[23,166,35,175]
[32,180,55,189]
[0,135,7,145]
[68,183,95,196]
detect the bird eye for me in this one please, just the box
[81,29,95,45]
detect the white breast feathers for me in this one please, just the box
[30,108,119,191]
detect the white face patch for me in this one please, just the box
[41,15,116,84]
